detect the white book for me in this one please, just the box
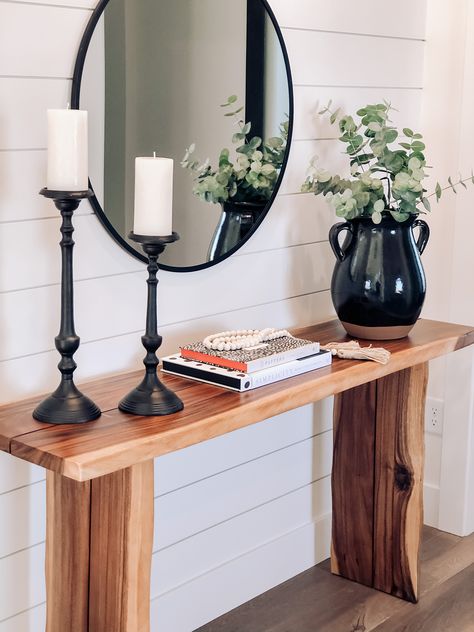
[161,350,332,392]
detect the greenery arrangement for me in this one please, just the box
[302,101,473,223]
[181,95,288,205]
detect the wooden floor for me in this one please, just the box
[197,527,474,632]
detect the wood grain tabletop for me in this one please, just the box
[1,319,472,481]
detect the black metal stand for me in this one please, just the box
[33,189,101,424]
[118,232,184,416]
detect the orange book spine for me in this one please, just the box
[179,349,247,372]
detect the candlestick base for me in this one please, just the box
[118,373,183,417]
[119,231,183,417]
[33,381,101,425]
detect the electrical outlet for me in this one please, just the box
[425,397,444,436]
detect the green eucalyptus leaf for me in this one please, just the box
[390,210,411,222]
[384,129,398,143]
[374,199,385,213]
[435,182,442,200]
[371,141,386,156]
[422,197,431,212]
[403,128,414,137]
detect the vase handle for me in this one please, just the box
[413,219,430,255]
[329,222,353,262]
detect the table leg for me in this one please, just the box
[331,363,428,602]
[46,460,154,631]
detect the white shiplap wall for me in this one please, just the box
[0,1,426,630]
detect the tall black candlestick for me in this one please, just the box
[33,189,101,424]
[118,232,183,416]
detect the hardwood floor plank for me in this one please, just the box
[373,563,474,632]
[198,528,474,632]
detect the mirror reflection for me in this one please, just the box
[78,0,291,269]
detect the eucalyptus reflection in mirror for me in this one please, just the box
[181,95,288,260]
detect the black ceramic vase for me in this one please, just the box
[328,213,430,340]
[207,200,266,261]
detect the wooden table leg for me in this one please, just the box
[331,363,428,602]
[46,460,154,631]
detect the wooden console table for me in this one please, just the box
[1,319,473,631]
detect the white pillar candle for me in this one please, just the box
[47,109,88,192]
[133,156,173,236]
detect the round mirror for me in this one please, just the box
[72,0,293,271]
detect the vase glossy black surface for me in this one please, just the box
[207,200,267,261]
[328,214,430,340]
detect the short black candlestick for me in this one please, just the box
[33,189,101,424]
[118,232,184,416]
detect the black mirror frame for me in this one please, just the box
[71,0,294,272]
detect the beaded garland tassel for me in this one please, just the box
[203,328,293,352]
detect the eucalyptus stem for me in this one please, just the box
[426,175,473,200]
[302,100,473,224]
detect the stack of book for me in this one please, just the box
[161,334,332,392]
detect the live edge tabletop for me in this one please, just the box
[1,318,473,482]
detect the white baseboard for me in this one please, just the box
[424,482,441,528]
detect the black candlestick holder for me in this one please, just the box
[118,232,184,416]
[33,189,101,424]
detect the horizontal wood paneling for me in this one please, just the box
[155,431,333,549]
[281,139,348,194]
[0,214,141,294]
[153,478,331,597]
[0,481,45,558]
[0,241,333,362]
[0,290,334,403]
[272,0,426,39]
[285,29,425,88]
[0,3,90,77]
[155,401,333,496]
[0,452,44,495]
[0,603,45,632]
[0,543,45,621]
[0,151,92,223]
[239,193,335,254]
[151,515,332,632]
[0,207,333,294]
[0,78,70,150]
[293,85,422,141]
